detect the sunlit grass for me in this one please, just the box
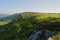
[0,20,11,25]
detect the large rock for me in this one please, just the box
[28,30,57,40]
[28,31,42,40]
[44,30,54,38]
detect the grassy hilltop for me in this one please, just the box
[0,12,60,40]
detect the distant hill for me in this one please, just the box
[0,13,20,21]
[0,12,60,40]
[0,14,10,18]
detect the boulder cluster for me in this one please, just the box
[28,30,58,40]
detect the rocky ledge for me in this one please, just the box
[28,30,59,40]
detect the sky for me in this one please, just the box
[0,0,60,14]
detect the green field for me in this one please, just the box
[0,20,11,25]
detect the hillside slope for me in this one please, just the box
[0,12,60,40]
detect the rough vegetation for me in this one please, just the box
[0,12,60,40]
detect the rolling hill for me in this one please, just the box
[0,13,20,26]
[0,12,60,40]
[0,14,10,18]
[0,13,20,21]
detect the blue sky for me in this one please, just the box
[0,0,60,14]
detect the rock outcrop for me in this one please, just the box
[28,30,57,40]
[44,30,54,38]
[28,31,42,40]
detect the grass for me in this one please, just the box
[0,20,11,25]
[48,32,60,40]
